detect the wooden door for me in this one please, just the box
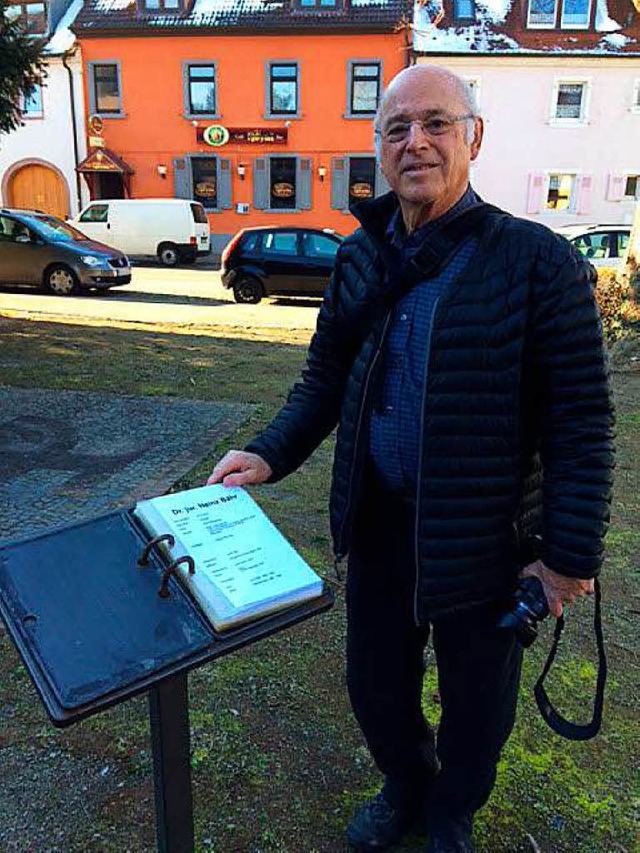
[8,164,69,219]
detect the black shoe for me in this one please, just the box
[346,791,418,851]
[426,815,475,853]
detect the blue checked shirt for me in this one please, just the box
[368,186,479,495]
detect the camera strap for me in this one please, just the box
[534,579,607,740]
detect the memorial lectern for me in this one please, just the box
[0,509,333,852]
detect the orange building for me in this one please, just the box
[72,0,409,252]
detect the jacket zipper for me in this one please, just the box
[334,313,393,575]
[413,296,442,627]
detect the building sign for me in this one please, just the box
[272,182,294,199]
[350,181,373,199]
[197,126,288,146]
[89,136,105,148]
[89,114,104,135]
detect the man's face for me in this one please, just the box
[378,69,483,227]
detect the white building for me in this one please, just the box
[0,0,88,218]
[414,0,640,227]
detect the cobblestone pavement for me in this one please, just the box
[0,387,253,542]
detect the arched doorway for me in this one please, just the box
[7,163,69,218]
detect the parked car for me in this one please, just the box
[220,226,343,303]
[0,208,131,295]
[556,223,631,269]
[70,198,211,267]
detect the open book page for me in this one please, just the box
[133,485,323,629]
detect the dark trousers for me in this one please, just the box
[346,483,523,821]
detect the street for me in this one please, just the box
[0,264,322,333]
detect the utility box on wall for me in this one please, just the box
[236,203,249,214]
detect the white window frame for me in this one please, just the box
[527,0,558,28]
[559,0,592,29]
[544,170,578,213]
[632,79,640,114]
[21,84,43,119]
[550,78,591,126]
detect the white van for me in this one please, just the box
[71,199,211,267]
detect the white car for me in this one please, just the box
[556,224,631,270]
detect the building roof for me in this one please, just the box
[413,0,640,56]
[73,0,408,35]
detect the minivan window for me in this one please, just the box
[31,216,90,242]
[79,204,109,223]
[190,202,208,224]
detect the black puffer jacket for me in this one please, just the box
[246,193,615,620]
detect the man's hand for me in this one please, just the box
[207,450,272,488]
[520,559,595,618]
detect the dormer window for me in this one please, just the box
[142,0,181,10]
[560,0,591,27]
[527,0,557,27]
[453,0,475,22]
[295,0,342,9]
[5,2,47,34]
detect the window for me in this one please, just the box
[79,204,109,223]
[527,0,557,27]
[304,232,340,259]
[625,175,639,198]
[253,156,312,211]
[348,157,376,209]
[263,231,298,254]
[191,157,218,209]
[90,63,123,115]
[269,157,297,210]
[185,64,217,116]
[21,85,43,118]
[560,0,591,27]
[297,0,340,6]
[633,81,640,114]
[554,82,586,121]
[142,0,180,8]
[348,62,382,116]
[462,77,480,111]
[173,155,232,211]
[453,0,475,20]
[5,2,46,34]
[572,231,612,260]
[268,63,298,116]
[546,174,575,211]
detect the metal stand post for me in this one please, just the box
[148,672,194,853]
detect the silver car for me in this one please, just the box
[0,208,131,295]
[556,223,631,270]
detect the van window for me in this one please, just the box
[79,204,109,223]
[190,202,208,224]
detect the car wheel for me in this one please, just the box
[233,276,263,304]
[44,265,78,296]
[158,243,179,267]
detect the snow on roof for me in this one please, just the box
[595,0,622,31]
[45,0,83,53]
[476,0,512,25]
[191,0,268,15]
[94,0,134,10]
[600,31,629,46]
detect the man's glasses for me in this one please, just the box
[377,114,475,144]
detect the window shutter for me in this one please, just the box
[253,157,269,210]
[297,157,312,210]
[374,163,390,198]
[331,157,348,210]
[606,174,625,202]
[173,157,191,199]
[575,175,593,214]
[526,173,545,214]
[217,158,233,210]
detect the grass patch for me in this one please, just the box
[0,317,638,852]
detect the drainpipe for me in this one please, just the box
[62,47,82,214]
[403,0,414,67]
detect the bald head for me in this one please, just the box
[375,65,479,150]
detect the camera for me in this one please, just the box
[497,576,549,648]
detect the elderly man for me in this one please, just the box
[209,65,614,852]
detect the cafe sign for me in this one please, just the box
[197,125,288,146]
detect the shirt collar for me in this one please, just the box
[386,185,479,250]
